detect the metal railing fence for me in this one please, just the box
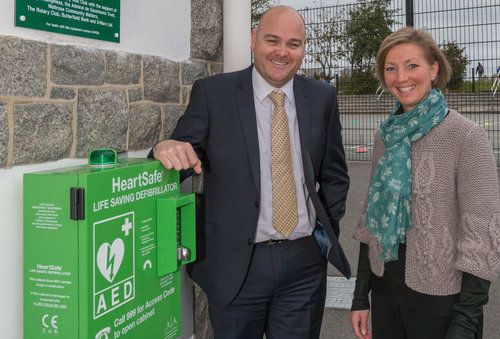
[298,0,500,166]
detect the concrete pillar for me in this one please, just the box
[223,0,252,72]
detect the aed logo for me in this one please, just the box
[95,278,134,317]
[112,170,163,193]
[93,213,135,319]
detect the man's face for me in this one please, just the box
[251,8,305,88]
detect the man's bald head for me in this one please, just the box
[251,5,306,88]
[256,5,306,37]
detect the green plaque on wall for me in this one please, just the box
[15,0,120,43]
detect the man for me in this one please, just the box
[152,6,350,338]
[476,62,484,78]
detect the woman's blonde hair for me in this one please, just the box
[375,26,451,89]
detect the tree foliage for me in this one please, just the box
[343,0,396,69]
[341,0,398,94]
[441,41,469,90]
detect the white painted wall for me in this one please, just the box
[0,151,194,339]
[223,0,251,72]
[0,0,190,60]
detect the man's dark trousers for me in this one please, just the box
[208,236,327,339]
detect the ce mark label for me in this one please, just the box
[42,314,59,329]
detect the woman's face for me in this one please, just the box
[383,42,439,112]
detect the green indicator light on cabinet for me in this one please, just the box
[88,148,117,168]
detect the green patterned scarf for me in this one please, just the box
[364,88,448,262]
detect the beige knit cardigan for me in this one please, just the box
[354,109,500,295]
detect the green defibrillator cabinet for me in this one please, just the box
[23,150,196,339]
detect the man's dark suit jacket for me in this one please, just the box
[170,66,350,305]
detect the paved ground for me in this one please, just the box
[319,161,500,339]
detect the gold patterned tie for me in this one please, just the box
[268,90,298,238]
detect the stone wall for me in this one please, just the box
[1,0,220,337]
[0,0,223,169]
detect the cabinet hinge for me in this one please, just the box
[70,188,85,220]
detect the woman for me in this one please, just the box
[349,27,500,339]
